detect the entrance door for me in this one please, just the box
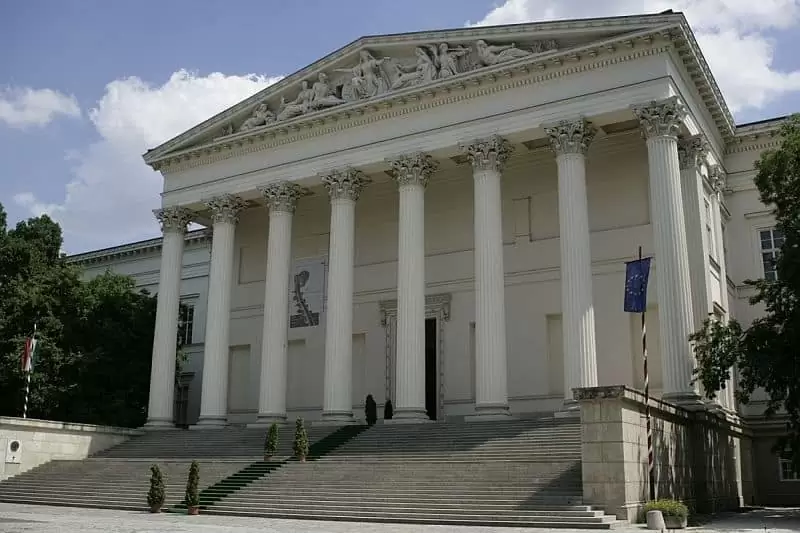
[425,318,437,420]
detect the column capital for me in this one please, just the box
[460,135,513,172]
[205,194,247,225]
[632,96,686,140]
[387,153,439,187]
[259,182,310,214]
[545,119,596,155]
[321,168,371,201]
[677,134,709,170]
[154,206,193,234]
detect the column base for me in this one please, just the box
[662,391,706,410]
[554,399,581,418]
[384,408,431,424]
[142,418,175,431]
[190,416,228,430]
[465,403,512,422]
[247,413,287,428]
[315,411,355,426]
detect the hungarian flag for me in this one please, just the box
[21,334,37,372]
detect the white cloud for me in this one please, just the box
[0,87,81,128]
[471,0,800,113]
[14,69,281,253]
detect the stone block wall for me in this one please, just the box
[0,417,141,481]
[575,386,752,522]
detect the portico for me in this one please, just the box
[142,14,730,429]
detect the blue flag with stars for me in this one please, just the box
[624,257,652,313]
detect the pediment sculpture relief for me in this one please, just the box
[222,38,558,138]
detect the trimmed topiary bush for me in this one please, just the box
[365,394,377,425]
[384,398,394,420]
[146,464,165,512]
[293,418,309,461]
[184,460,200,513]
[264,423,279,459]
[644,499,688,529]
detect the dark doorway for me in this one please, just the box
[425,318,438,420]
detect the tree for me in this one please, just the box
[147,464,166,511]
[691,115,800,470]
[293,418,309,461]
[184,460,200,510]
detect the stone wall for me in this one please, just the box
[0,417,141,481]
[575,385,752,522]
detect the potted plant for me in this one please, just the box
[264,423,279,460]
[184,460,200,515]
[293,418,309,462]
[384,398,394,420]
[644,499,689,529]
[365,394,377,425]
[146,464,165,513]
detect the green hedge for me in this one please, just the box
[644,499,688,519]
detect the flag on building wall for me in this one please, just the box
[624,257,652,313]
[21,334,37,372]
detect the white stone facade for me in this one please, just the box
[70,13,789,430]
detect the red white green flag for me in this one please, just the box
[21,334,37,372]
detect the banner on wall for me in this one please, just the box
[289,258,326,328]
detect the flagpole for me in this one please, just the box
[22,323,36,419]
[639,247,655,501]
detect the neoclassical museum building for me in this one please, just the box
[70,11,794,496]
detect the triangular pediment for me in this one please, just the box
[144,12,730,167]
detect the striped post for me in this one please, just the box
[640,246,656,501]
[23,370,31,419]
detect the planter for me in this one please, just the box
[664,515,687,529]
[188,506,200,516]
[263,455,272,462]
[149,504,162,514]
[298,455,306,462]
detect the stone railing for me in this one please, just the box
[574,385,753,522]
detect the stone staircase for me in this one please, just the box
[0,425,337,511]
[206,417,623,528]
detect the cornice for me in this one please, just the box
[67,229,211,266]
[156,32,675,174]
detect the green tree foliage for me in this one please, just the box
[184,460,200,508]
[147,464,166,509]
[0,204,161,427]
[691,115,800,469]
[264,422,279,458]
[293,417,309,459]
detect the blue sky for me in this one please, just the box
[2,0,799,253]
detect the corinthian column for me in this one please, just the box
[461,136,513,420]
[633,97,701,406]
[251,182,308,426]
[195,194,246,428]
[320,169,370,423]
[145,206,193,429]
[678,135,713,332]
[387,153,438,421]
[545,119,599,408]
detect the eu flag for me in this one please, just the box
[624,257,652,313]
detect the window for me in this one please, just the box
[779,458,799,481]
[759,228,784,281]
[705,199,716,260]
[178,303,195,346]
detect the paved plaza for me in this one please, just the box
[0,504,798,533]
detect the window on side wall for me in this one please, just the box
[779,457,799,481]
[705,199,716,260]
[178,302,195,346]
[759,228,784,281]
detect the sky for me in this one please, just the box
[1,0,799,254]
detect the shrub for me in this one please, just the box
[184,461,200,508]
[264,423,279,457]
[293,418,309,459]
[146,464,165,508]
[384,399,394,420]
[365,394,377,425]
[644,499,688,519]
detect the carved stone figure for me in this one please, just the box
[238,103,276,132]
[310,73,345,110]
[337,50,390,101]
[276,81,314,121]
[391,47,437,90]
[474,39,533,66]
[220,123,235,137]
[437,43,470,78]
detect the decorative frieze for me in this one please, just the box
[460,135,513,172]
[545,118,596,155]
[205,194,247,225]
[322,168,371,201]
[153,206,193,234]
[632,96,686,140]
[387,153,439,187]
[677,134,709,170]
[259,182,310,213]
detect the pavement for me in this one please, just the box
[0,504,798,533]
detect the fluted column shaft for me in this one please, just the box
[546,119,599,406]
[252,182,307,425]
[678,135,713,332]
[634,98,701,405]
[145,207,193,429]
[196,195,246,428]
[321,170,369,422]
[388,154,438,421]
[461,137,512,419]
